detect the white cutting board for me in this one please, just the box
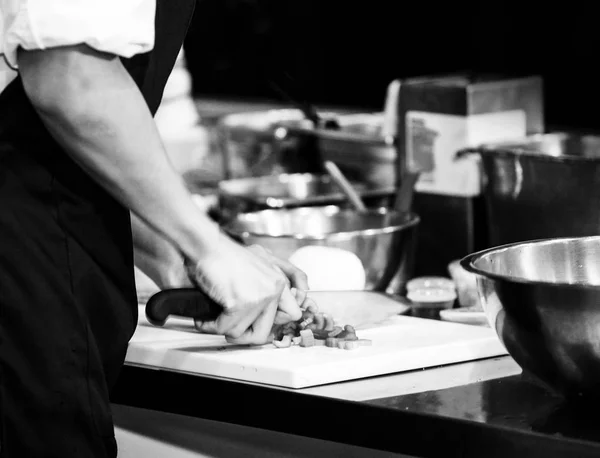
[127,292,507,389]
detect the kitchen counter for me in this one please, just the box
[118,97,600,456]
[111,352,600,457]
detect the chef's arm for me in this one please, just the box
[17,45,220,263]
[130,211,191,289]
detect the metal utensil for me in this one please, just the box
[456,132,600,246]
[393,171,420,214]
[379,78,421,214]
[381,79,401,142]
[462,236,600,401]
[323,161,367,212]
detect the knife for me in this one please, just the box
[145,288,222,327]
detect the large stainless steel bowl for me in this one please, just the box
[216,173,393,223]
[459,132,600,247]
[224,206,419,294]
[461,236,600,401]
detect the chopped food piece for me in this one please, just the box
[311,329,331,340]
[336,329,358,340]
[326,337,339,348]
[273,335,292,348]
[299,316,314,329]
[343,341,361,350]
[328,326,343,337]
[300,329,315,347]
[271,308,366,350]
[357,339,372,346]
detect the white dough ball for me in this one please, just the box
[288,246,366,291]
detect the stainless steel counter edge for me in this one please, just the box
[111,359,600,458]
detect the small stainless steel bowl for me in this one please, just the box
[224,206,419,294]
[461,236,600,400]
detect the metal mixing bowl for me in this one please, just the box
[458,132,600,247]
[461,236,600,401]
[216,173,391,224]
[223,206,419,294]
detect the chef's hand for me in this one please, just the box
[245,244,311,323]
[187,233,304,345]
[231,245,333,341]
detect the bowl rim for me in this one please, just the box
[460,235,600,289]
[468,132,600,164]
[223,206,420,241]
[218,174,394,209]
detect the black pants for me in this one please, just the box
[0,138,138,456]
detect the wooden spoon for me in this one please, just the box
[323,160,367,212]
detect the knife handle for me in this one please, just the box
[145,288,223,327]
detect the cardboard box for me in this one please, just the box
[395,74,544,275]
[398,74,544,196]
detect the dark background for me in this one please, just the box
[183,1,600,130]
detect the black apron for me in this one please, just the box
[0,2,196,456]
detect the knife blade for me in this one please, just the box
[145,288,222,327]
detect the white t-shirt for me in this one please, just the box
[0,0,156,94]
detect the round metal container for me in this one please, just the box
[216,109,336,180]
[216,173,390,224]
[224,206,419,294]
[460,132,600,247]
[462,236,600,401]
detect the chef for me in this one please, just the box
[0,1,310,456]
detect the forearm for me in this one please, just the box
[130,211,176,288]
[18,45,218,261]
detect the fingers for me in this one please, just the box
[274,308,296,325]
[301,296,319,315]
[226,294,279,345]
[193,318,219,334]
[247,244,310,294]
[290,287,308,310]
[191,243,308,344]
[247,244,270,259]
[276,287,303,323]
[273,258,310,291]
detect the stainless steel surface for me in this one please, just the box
[277,113,397,189]
[224,206,419,294]
[216,108,338,179]
[323,161,367,211]
[461,236,600,400]
[217,173,379,222]
[458,132,600,247]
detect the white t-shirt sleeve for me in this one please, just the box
[1,0,156,69]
